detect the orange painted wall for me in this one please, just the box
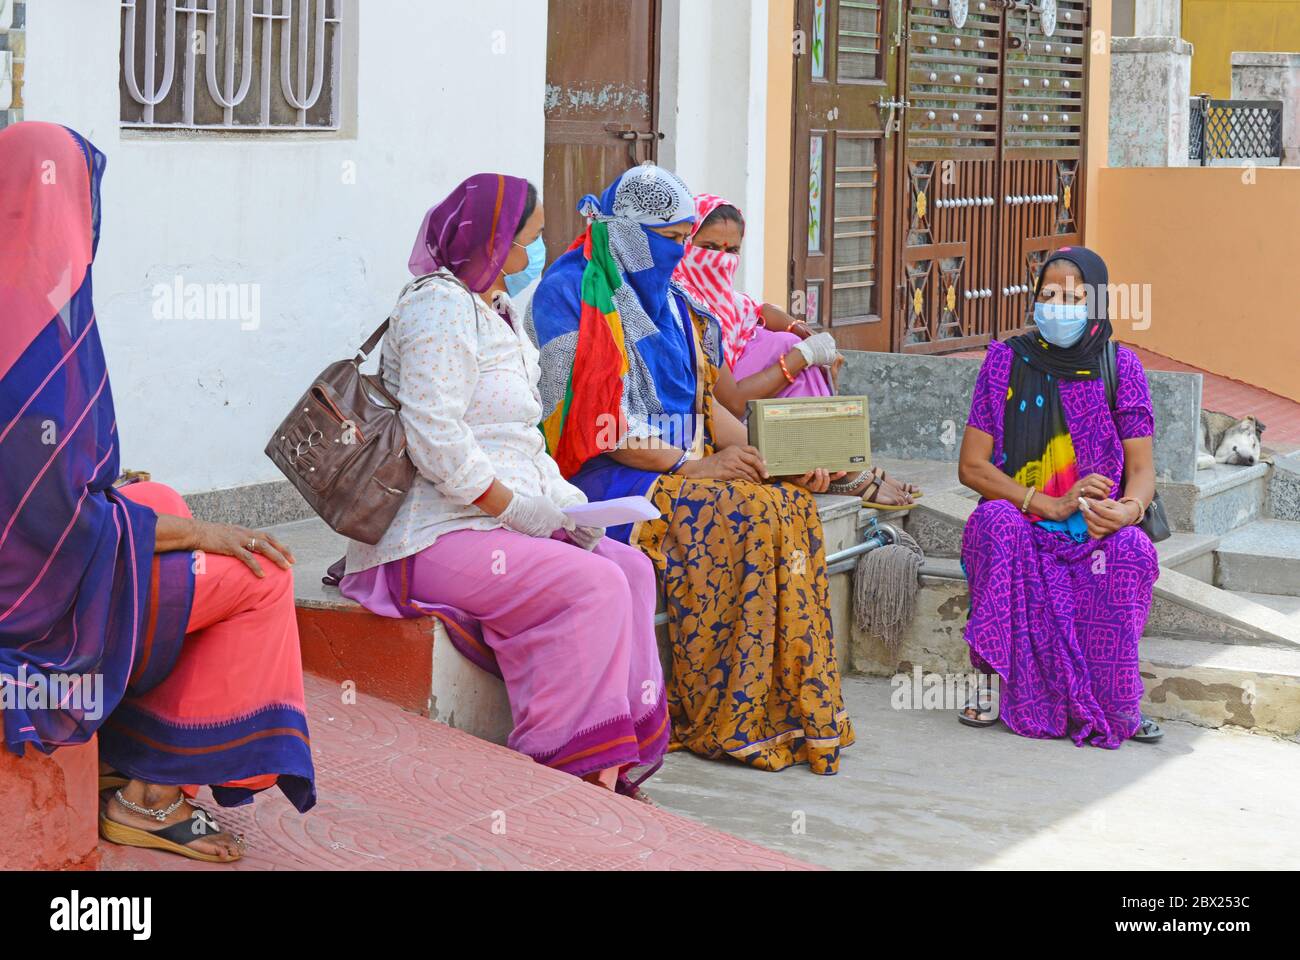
[764,0,796,306]
[1092,166,1300,402]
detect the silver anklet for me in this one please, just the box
[827,470,871,495]
[114,788,185,822]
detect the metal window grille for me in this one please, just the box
[120,0,342,131]
[1189,96,1284,166]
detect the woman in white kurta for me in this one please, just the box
[339,174,667,796]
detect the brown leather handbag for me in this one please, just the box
[264,284,436,545]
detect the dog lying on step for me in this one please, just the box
[1197,411,1266,469]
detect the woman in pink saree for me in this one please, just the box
[0,122,315,864]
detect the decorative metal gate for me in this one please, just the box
[792,0,1092,353]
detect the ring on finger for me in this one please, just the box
[247,538,257,551]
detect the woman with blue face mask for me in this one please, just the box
[955,246,1163,747]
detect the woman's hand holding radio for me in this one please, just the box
[678,445,769,483]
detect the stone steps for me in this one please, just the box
[848,570,1300,740]
[1159,461,1270,536]
[1215,518,1300,598]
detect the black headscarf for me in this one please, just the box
[1006,244,1113,381]
[999,246,1114,506]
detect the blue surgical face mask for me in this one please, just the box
[1034,300,1089,348]
[505,237,547,297]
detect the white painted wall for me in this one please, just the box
[660,0,770,297]
[23,0,771,495]
[24,0,548,494]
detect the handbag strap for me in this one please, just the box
[354,320,390,362]
[353,272,479,364]
[1101,340,1119,411]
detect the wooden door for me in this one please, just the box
[894,0,1091,352]
[544,0,662,263]
[790,0,900,352]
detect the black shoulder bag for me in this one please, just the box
[1101,342,1171,543]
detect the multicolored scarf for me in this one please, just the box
[0,123,194,757]
[528,164,701,479]
[672,194,764,369]
[1001,245,1114,536]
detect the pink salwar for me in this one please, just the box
[730,325,833,399]
[341,529,669,782]
[108,482,314,808]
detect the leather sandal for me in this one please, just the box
[99,791,243,863]
[1132,717,1164,743]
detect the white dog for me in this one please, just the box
[1196,410,1266,470]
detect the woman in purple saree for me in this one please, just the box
[1,122,315,863]
[956,246,1163,748]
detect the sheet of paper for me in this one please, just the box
[562,497,661,528]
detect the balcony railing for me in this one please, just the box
[1189,96,1284,166]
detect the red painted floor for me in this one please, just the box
[98,675,817,872]
[953,343,1300,446]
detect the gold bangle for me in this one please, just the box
[1020,486,1036,513]
[1119,496,1146,526]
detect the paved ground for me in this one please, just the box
[646,676,1300,871]
[99,675,816,872]
[99,672,1300,871]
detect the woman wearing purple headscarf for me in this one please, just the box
[338,174,668,797]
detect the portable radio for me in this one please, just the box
[746,395,872,477]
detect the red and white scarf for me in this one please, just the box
[673,194,764,370]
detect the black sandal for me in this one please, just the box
[1132,717,1164,743]
[958,687,999,728]
[99,792,243,863]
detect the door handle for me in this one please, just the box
[877,97,910,139]
[604,125,665,165]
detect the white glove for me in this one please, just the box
[566,526,604,551]
[498,493,575,539]
[794,332,838,367]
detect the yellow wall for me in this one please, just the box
[1093,166,1300,403]
[1185,0,1300,98]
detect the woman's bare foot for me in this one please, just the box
[103,780,244,861]
[582,768,619,791]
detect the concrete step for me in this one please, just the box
[847,572,1300,739]
[1140,635,1300,737]
[1155,531,1220,583]
[1214,519,1300,597]
[1159,461,1270,536]
[1269,451,1300,522]
[1232,591,1300,622]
